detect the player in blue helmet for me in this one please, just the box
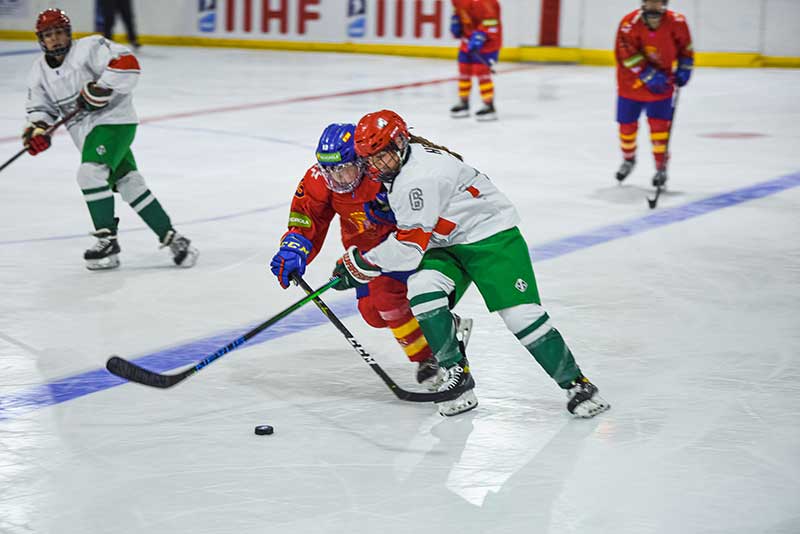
[268,122,472,391]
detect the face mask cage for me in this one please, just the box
[364,134,409,184]
[318,160,365,193]
[641,2,666,25]
[37,26,72,57]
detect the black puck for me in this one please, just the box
[254,425,274,435]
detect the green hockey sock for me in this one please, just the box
[410,297,462,368]
[523,327,581,388]
[82,186,116,231]
[129,190,173,241]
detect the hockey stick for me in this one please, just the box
[647,88,680,209]
[292,274,463,403]
[470,51,496,74]
[0,109,81,174]
[106,277,341,388]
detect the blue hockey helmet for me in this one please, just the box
[316,123,364,193]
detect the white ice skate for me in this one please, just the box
[566,376,610,418]
[435,357,478,416]
[84,228,120,271]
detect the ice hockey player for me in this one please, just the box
[333,109,610,418]
[270,123,471,391]
[614,0,694,186]
[449,0,502,121]
[22,8,198,270]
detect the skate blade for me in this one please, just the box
[450,110,470,119]
[175,247,199,268]
[86,255,120,271]
[439,389,478,416]
[475,112,498,122]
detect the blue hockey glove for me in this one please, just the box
[675,57,693,87]
[364,191,396,226]
[270,232,313,289]
[450,14,462,38]
[639,65,669,94]
[467,31,487,53]
[332,246,381,291]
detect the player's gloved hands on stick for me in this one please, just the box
[467,31,487,53]
[22,121,51,155]
[674,57,693,87]
[363,191,396,226]
[270,232,313,289]
[78,81,113,111]
[332,246,380,291]
[450,14,462,38]
[639,65,669,94]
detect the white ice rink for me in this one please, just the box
[1,41,799,534]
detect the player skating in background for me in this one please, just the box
[270,123,471,390]
[333,110,610,418]
[23,9,197,270]
[614,0,693,186]
[449,0,502,121]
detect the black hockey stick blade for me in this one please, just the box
[647,185,663,209]
[107,355,195,388]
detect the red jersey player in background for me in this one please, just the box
[449,0,502,121]
[614,0,693,187]
[270,123,470,390]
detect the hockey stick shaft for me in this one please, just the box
[0,109,81,174]
[471,51,496,74]
[292,274,461,403]
[648,88,680,209]
[106,277,341,388]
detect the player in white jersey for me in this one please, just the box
[22,8,198,270]
[331,110,610,418]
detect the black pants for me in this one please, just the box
[100,0,139,45]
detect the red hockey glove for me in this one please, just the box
[22,121,51,155]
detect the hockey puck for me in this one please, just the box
[254,425,274,435]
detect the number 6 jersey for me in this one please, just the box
[364,144,520,272]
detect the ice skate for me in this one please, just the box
[435,356,478,416]
[615,158,636,182]
[84,227,120,271]
[416,355,446,392]
[450,101,470,118]
[161,230,199,268]
[475,102,497,122]
[652,168,668,187]
[566,376,610,418]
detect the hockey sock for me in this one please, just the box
[648,117,671,169]
[458,61,472,101]
[522,326,581,388]
[387,313,434,363]
[410,292,461,368]
[82,185,116,232]
[619,122,638,160]
[128,190,173,241]
[476,64,494,104]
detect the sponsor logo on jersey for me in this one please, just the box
[96,145,106,155]
[515,279,528,292]
[294,183,305,198]
[288,211,312,228]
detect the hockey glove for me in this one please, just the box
[639,65,669,94]
[332,246,381,291]
[467,31,487,53]
[78,81,113,112]
[270,232,313,289]
[675,57,693,87]
[450,14,463,38]
[22,121,51,156]
[363,191,396,226]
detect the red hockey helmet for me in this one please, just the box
[354,110,410,183]
[35,8,72,57]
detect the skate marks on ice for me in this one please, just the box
[593,184,688,205]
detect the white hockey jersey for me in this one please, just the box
[25,35,140,150]
[364,144,520,272]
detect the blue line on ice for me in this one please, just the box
[1,171,798,419]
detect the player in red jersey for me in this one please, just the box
[449,0,502,121]
[614,0,693,187]
[270,123,469,390]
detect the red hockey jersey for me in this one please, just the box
[452,0,502,54]
[285,165,393,263]
[615,9,694,101]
